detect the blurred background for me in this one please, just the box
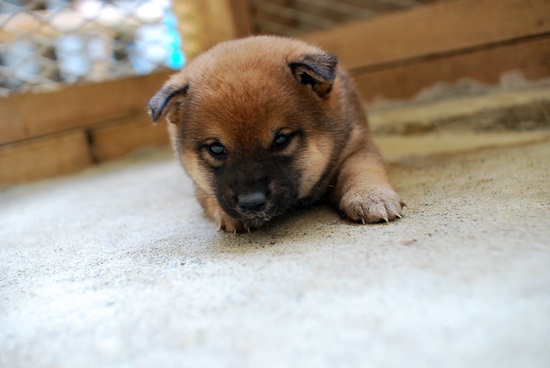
[1,0,451,96]
[1,0,184,96]
[1,0,549,186]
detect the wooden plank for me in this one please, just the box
[198,0,253,45]
[228,0,255,38]
[253,0,296,35]
[301,0,550,72]
[173,0,253,60]
[0,71,172,145]
[90,115,170,162]
[353,36,550,102]
[0,131,91,188]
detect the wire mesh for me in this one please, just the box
[1,0,450,97]
[250,0,448,36]
[0,0,184,96]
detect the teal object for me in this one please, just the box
[164,12,185,69]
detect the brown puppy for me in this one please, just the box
[148,36,404,232]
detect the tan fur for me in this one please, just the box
[298,134,333,199]
[179,151,211,194]
[148,36,404,232]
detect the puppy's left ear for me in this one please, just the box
[147,83,189,124]
[290,53,338,98]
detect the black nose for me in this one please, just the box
[237,191,267,211]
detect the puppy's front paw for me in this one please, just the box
[218,214,263,233]
[340,186,404,224]
[219,214,247,233]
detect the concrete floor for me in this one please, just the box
[1,102,550,366]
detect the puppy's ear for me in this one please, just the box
[290,53,337,98]
[147,84,189,124]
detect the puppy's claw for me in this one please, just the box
[339,186,404,224]
[388,207,402,220]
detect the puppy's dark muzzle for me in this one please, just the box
[227,189,278,224]
[237,191,267,212]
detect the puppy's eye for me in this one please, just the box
[207,142,227,159]
[272,133,292,150]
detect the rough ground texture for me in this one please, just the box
[1,89,550,367]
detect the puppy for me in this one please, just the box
[148,36,404,232]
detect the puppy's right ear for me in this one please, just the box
[147,84,189,124]
[290,53,337,98]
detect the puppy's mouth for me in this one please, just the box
[217,185,298,229]
[229,201,278,222]
[220,195,287,228]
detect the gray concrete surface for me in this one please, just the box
[1,127,549,368]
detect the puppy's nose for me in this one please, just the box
[237,191,267,211]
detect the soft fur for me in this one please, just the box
[148,36,404,232]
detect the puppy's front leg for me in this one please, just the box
[331,146,404,224]
[195,186,248,233]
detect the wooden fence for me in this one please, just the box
[1,0,549,187]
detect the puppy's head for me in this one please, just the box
[148,36,340,227]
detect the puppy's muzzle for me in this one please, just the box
[229,188,277,224]
[237,191,267,212]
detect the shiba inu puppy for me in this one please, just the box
[148,36,403,232]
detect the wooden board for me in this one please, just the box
[0,131,91,187]
[2,0,549,187]
[90,115,170,162]
[301,0,550,72]
[353,36,550,101]
[174,0,252,59]
[0,71,172,145]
